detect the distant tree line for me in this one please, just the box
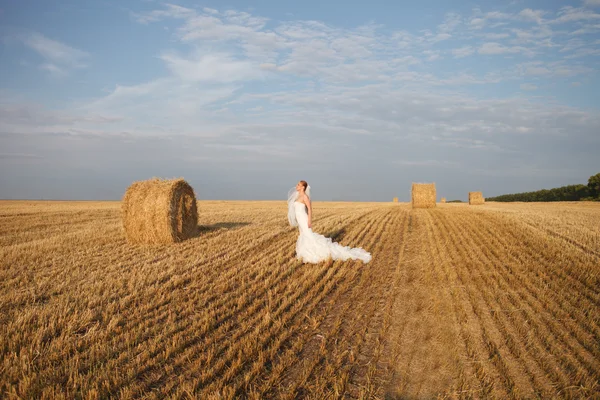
[487,173,600,202]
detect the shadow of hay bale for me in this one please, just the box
[196,222,251,235]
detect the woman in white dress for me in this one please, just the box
[288,180,372,264]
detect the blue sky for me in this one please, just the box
[1,0,599,201]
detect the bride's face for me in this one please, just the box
[296,182,303,192]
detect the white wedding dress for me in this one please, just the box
[293,200,372,264]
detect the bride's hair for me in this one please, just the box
[299,180,311,199]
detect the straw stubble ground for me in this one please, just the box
[1,200,599,399]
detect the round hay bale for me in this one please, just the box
[122,178,198,244]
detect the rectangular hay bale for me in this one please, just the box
[469,191,485,205]
[411,183,436,208]
[441,197,446,203]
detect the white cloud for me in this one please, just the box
[423,50,441,61]
[483,32,511,39]
[39,63,67,77]
[77,4,600,137]
[569,23,600,35]
[518,8,546,24]
[21,32,89,76]
[552,6,600,23]
[431,32,452,42]
[4,4,597,187]
[485,11,513,20]
[159,52,262,83]
[478,42,533,56]
[437,13,462,33]
[132,3,195,24]
[520,83,538,91]
[517,61,593,77]
[564,47,600,58]
[78,78,239,137]
[510,25,554,43]
[560,38,586,52]
[0,96,124,137]
[584,0,600,6]
[2,0,600,204]
[452,46,474,58]
[469,17,486,29]
[523,64,551,76]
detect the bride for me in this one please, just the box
[288,180,372,264]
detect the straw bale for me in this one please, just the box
[122,178,198,244]
[469,191,485,205]
[441,197,447,203]
[411,183,436,208]
[393,197,399,203]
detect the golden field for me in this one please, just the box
[1,200,599,399]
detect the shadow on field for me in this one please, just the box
[195,222,251,235]
[325,227,346,242]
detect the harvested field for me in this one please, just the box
[1,200,599,399]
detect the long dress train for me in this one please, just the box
[294,202,371,264]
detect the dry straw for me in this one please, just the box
[441,197,447,203]
[393,197,399,203]
[412,183,436,208]
[469,191,485,205]
[122,178,198,244]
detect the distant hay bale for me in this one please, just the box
[441,197,447,203]
[122,178,198,244]
[393,197,398,203]
[411,183,436,208]
[469,191,485,205]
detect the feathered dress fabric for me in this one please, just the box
[293,201,372,264]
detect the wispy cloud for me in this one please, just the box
[57,3,597,150]
[516,61,593,77]
[518,9,547,24]
[478,42,534,56]
[159,52,262,83]
[21,32,89,77]
[131,3,195,24]
[452,46,474,58]
[552,6,600,23]
[2,3,599,200]
[520,83,538,91]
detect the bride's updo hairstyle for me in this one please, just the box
[299,180,308,191]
